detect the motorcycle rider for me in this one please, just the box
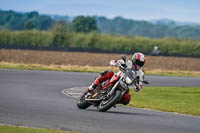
[88,52,146,105]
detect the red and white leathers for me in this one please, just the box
[88,58,145,105]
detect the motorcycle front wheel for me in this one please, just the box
[77,90,91,109]
[98,90,122,112]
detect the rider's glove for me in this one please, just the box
[110,60,117,66]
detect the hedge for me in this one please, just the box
[0,30,200,57]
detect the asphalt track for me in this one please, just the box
[0,69,200,133]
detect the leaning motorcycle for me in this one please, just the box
[76,55,149,112]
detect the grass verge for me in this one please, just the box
[0,62,200,77]
[129,86,200,116]
[0,124,77,133]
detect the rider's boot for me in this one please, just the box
[87,84,99,100]
[88,83,98,92]
[87,79,100,97]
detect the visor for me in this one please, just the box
[135,60,144,67]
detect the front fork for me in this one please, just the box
[106,79,129,98]
[106,81,120,97]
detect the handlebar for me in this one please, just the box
[141,80,150,84]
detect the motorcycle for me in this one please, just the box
[76,55,149,112]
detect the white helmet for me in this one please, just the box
[132,52,145,67]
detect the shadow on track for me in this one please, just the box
[86,108,163,117]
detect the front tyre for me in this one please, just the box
[77,91,91,109]
[98,90,122,112]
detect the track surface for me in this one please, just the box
[0,69,200,133]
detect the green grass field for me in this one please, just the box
[129,87,200,116]
[0,125,77,133]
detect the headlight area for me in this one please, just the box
[125,76,134,85]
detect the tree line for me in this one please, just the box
[0,10,53,30]
[96,16,200,39]
[1,10,200,39]
[0,10,98,33]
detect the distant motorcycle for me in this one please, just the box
[77,56,149,112]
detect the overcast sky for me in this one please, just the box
[1,0,200,23]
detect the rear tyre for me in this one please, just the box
[98,90,122,112]
[77,91,91,109]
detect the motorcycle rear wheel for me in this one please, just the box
[98,90,122,112]
[77,90,91,109]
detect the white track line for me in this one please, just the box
[61,87,86,99]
